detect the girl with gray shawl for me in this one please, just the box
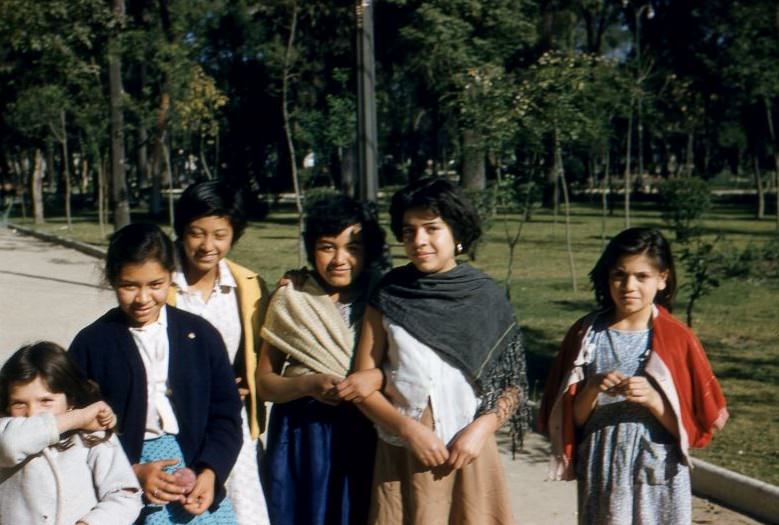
[350,177,530,525]
[256,195,387,525]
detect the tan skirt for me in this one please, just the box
[369,432,514,525]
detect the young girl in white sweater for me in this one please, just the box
[0,341,142,525]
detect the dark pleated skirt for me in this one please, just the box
[264,397,376,525]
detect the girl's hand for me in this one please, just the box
[617,376,661,410]
[447,418,492,470]
[585,370,626,397]
[336,369,383,403]
[400,419,449,467]
[182,468,215,516]
[133,460,187,505]
[235,377,249,401]
[306,374,342,405]
[77,401,117,431]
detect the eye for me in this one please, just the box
[9,401,25,408]
[401,227,414,239]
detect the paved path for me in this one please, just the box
[0,226,764,524]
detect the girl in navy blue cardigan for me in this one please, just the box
[69,223,242,525]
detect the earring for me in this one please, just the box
[456,243,464,255]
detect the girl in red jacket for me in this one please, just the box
[540,227,727,525]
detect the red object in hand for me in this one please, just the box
[173,467,197,494]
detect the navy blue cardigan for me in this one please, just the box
[68,306,243,507]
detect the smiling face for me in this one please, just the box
[401,208,457,274]
[7,376,69,418]
[181,215,234,275]
[114,260,171,327]
[313,224,365,289]
[608,252,668,323]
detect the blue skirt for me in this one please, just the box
[264,397,376,525]
[139,434,237,525]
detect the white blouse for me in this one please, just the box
[378,318,481,447]
[128,306,180,439]
[172,259,242,364]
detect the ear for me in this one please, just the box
[657,270,669,291]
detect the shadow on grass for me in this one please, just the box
[522,326,560,401]
[553,298,595,312]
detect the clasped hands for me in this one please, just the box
[587,370,662,410]
[307,368,383,406]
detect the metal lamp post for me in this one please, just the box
[356,0,378,202]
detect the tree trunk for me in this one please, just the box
[461,129,486,190]
[32,149,45,225]
[763,97,779,230]
[684,131,695,177]
[624,101,634,228]
[59,110,72,230]
[282,3,304,265]
[97,147,106,238]
[753,154,765,219]
[556,128,577,292]
[341,145,356,197]
[109,0,130,228]
[601,147,610,245]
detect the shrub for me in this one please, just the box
[658,177,712,241]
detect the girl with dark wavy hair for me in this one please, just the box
[257,193,387,525]
[348,177,530,524]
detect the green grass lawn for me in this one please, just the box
[11,200,779,485]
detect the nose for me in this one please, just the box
[26,405,39,417]
[136,286,151,304]
[622,275,638,290]
[412,228,428,247]
[201,235,214,252]
[332,247,347,264]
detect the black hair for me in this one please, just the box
[389,177,482,255]
[174,181,247,243]
[104,222,175,286]
[303,194,386,269]
[589,227,677,311]
[0,341,109,448]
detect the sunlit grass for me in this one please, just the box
[12,199,778,484]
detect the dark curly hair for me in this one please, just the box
[0,341,110,448]
[589,227,677,311]
[303,194,386,269]
[174,180,247,243]
[389,177,482,255]
[105,223,175,286]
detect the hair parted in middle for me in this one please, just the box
[303,193,386,269]
[174,180,248,243]
[589,227,677,311]
[104,222,176,286]
[389,177,482,255]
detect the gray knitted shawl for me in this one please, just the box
[372,263,530,450]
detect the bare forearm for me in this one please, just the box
[648,395,679,438]
[573,385,598,427]
[354,391,411,438]
[256,373,312,404]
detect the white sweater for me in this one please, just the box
[0,413,142,525]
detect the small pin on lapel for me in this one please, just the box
[187,332,196,339]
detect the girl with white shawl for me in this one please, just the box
[257,195,387,525]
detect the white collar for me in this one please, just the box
[172,259,237,292]
[129,304,168,332]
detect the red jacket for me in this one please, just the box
[539,306,728,480]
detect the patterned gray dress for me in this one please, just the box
[576,322,691,525]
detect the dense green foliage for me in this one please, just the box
[1,0,778,226]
